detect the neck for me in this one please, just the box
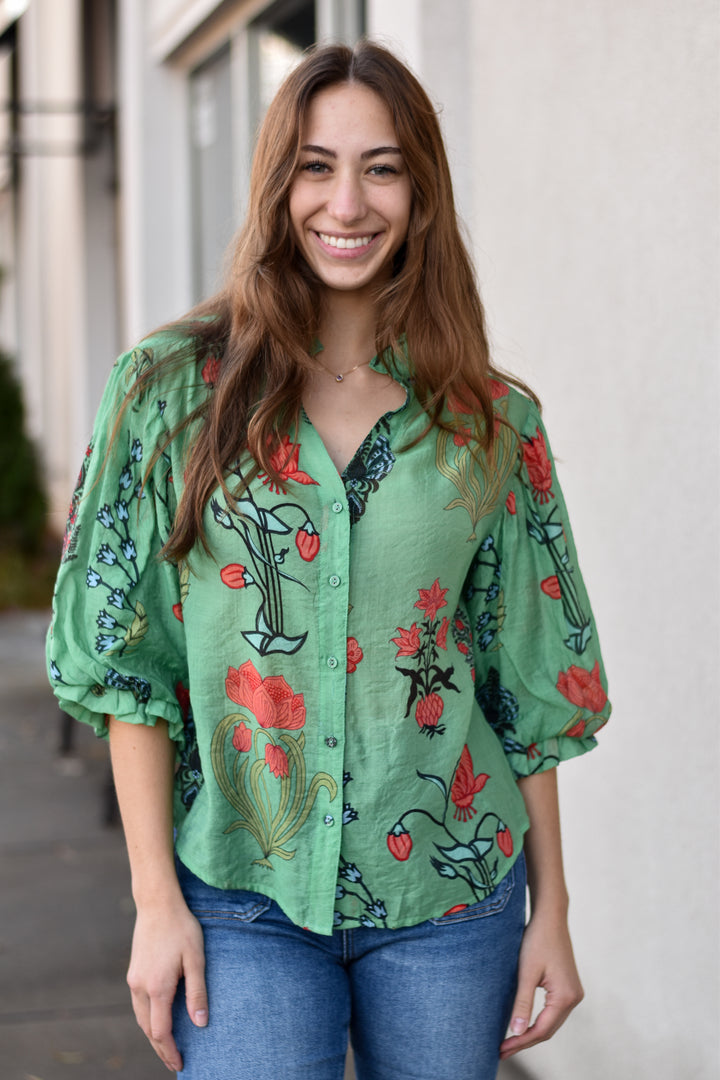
[318,290,378,363]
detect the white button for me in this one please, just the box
[328,575,341,587]
[325,736,338,748]
[327,656,338,669]
[332,502,343,513]
[324,815,334,826]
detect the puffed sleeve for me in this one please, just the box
[46,343,189,747]
[466,398,611,778]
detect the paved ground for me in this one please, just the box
[0,609,528,1080]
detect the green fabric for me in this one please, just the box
[47,330,610,935]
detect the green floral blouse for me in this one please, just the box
[47,330,610,936]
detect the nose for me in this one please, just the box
[326,170,366,224]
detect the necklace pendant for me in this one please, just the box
[335,374,344,382]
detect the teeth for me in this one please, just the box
[319,233,373,249]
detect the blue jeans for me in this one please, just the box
[172,854,526,1080]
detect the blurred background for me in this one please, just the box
[0,0,717,1077]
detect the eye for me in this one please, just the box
[368,163,398,177]
[300,159,330,174]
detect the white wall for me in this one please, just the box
[118,0,193,345]
[368,1,720,1077]
[16,0,87,530]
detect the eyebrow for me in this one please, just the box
[300,144,402,160]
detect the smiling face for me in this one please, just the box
[288,82,412,300]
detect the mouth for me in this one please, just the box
[314,231,379,255]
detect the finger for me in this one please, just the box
[505,970,539,1041]
[147,991,183,1073]
[183,949,209,1028]
[499,997,574,1058]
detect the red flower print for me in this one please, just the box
[414,579,449,623]
[506,491,516,515]
[225,660,306,729]
[220,563,251,589]
[457,642,469,656]
[453,426,472,446]
[415,692,444,732]
[346,637,363,674]
[172,602,184,622]
[436,616,449,650]
[232,721,252,753]
[175,681,191,720]
[391,623,422,658]
[496,824,513,857]
[261,435,319,494]
[523,427,554,503]
[541,575,562,599]
[450,745,489,821]
[556,660,607,714]
[446,386,480,415]
[265,743,289,778]
[526,743,540,760]
[201,355,221,385]
[442,903,469,916]
[295,521,320,562]
[565,719,587,738]
[387,823,412,861]
[490,379,509,399]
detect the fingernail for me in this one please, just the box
[194,1009,208,1027]
[511,1017,527,1035]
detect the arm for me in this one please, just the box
[108,716,208,1073]
[499,767,584,1060]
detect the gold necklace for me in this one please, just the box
[314,356,372,383]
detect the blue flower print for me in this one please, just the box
[335,884,345,899]
[478,629,495,651]
[86,568,101,588]
[49,660,62,681]
[107,588,126,610]
[485,583,499,601]
[343,803,359,824]
[133,482,145,500]
[114,499,129,522]
[120,538,137,560]
[97,544,117,566]
[360,915,376,928]
[130,438,143,462]
[480,535,495,552]
[95,634,117,654]
[340,863,362,883]
[104,668,151,703]
[118,466,133,490]
[97,505,114,528]
[333,912,344,927]
[366,900,387,919]
[476,612,491,630]
[97,610,118,629]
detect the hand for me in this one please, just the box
[126,899,208,1073]
[499,909,584,1060]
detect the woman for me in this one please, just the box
[47,41,610,1080]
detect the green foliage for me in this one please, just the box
[0,350,47,553]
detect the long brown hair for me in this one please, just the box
[135,40,534,560]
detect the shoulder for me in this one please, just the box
[107,324,218,433]
[492,380,542,438]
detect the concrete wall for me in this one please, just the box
[368,1,719,1077]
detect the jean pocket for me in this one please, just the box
[428,861,518,925]
[176,859,272,923]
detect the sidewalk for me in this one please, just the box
[0,610,528,1080]
[0,609,167,1080]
